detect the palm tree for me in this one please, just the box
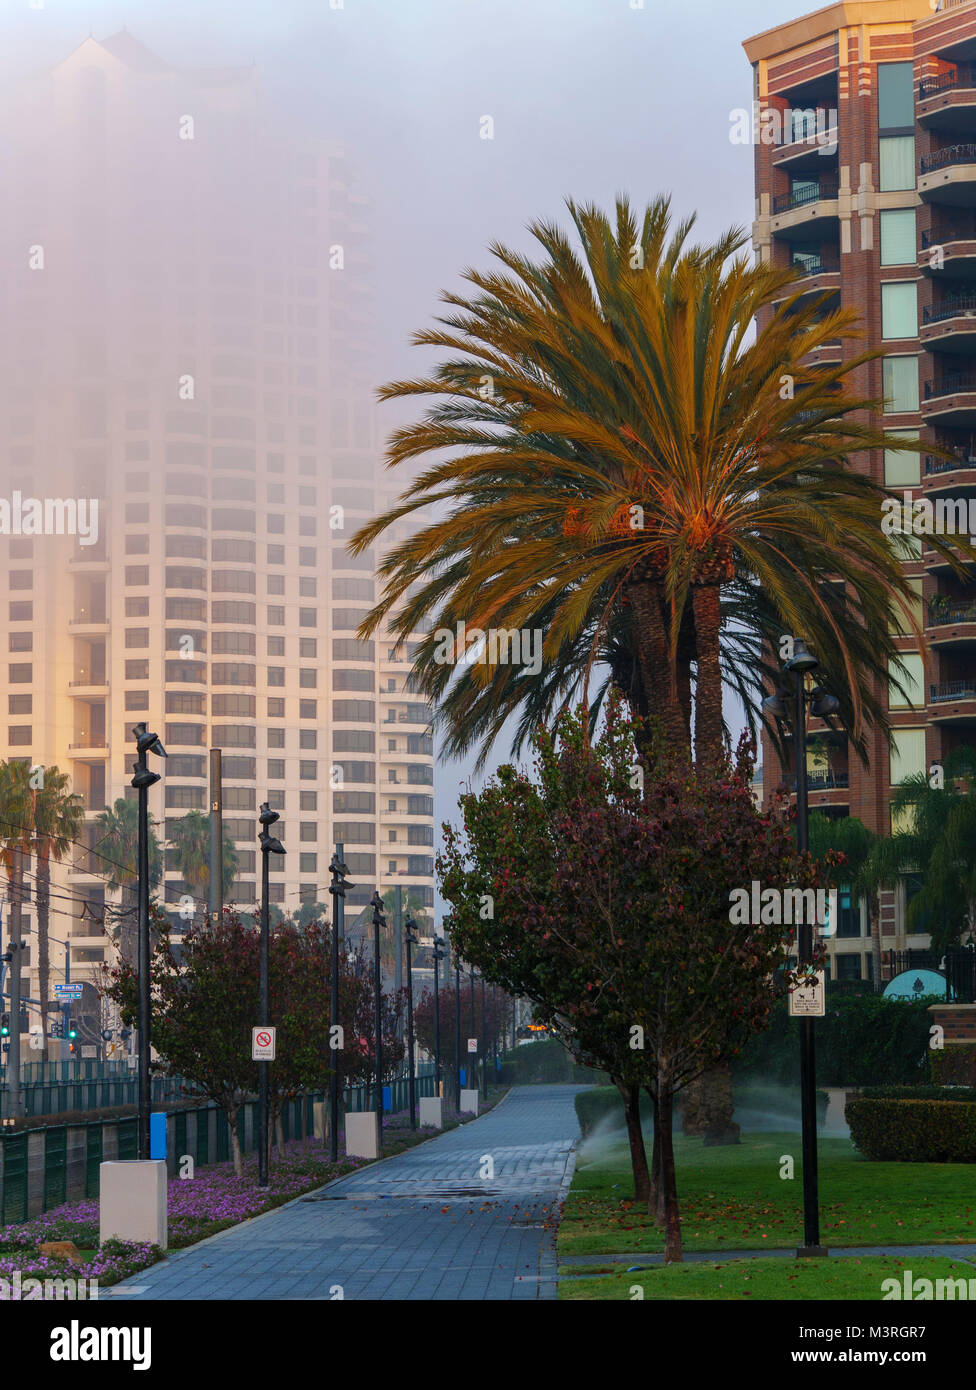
[351,195,971,767]
[167,810,238,915]
[94,797,162,966]
[32,768,83,1059]
[808,811,887,992]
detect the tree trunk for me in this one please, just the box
[613,1077,650,1204]
[691,581,724,764]
[646,1087,663,1225]
[626,578,687,752]
[870,892,882,994]
[37,846,50,1063]
[657,1079,683,1263]
[227,1108,243,1177]
[275,1114,285,1153]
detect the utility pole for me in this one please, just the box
[393,885,403,1036]
[6,858,25,1118]
[209,749,223,927]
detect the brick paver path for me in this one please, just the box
[101,1085,586,1301]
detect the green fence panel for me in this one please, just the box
[1,1133,28,1226]
[174,1111,187,1165]
[116,1117,138,1162]
[196,1107,209,1168]
[85,1124,103,1198]
[215,1109,229,1163]
[44,1127,67,1210]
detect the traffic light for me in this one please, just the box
[67,1022,77,1041]
[120,1027,131,1043]
[68,1042,77,1054]
[0,1014,8,1037]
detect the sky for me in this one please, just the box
[2,0,817,903]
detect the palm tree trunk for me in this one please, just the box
[870,892,882,994]
[691,581,724,763]
[37,845,51,1064]
[626,578,687,752]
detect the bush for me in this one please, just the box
[857,1085,976,1103]
[846,1099,976,1162]
[498,1039,607,1086]
[930,1047,976,1087]
[733,991,935,1088]
[575,1086,655,1138]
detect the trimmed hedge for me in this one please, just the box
[858,1085,976,1104]
[930,1046,976,1087]
[733,991,936,1087]
[846,1098,976,1162]
[498,1039,608,1087]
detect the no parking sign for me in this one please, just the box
[251,1026,276,1060]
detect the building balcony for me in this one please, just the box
[68,550,109,571]
[919,145,976,206]
[68,739,109,758]
[929,681,976,722]
[781,770,850,792]
[770,177,839,243]
[920,226,976,278]
[67,617,109,635]
[772,127,838,174]
[921,291,976,351]
[918,66,976,132]
[922,372,976,423]
[927,598,976,643]
[68,678,109,696]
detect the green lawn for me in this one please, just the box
[559,1255,976,1301]
[559,1132,976,1257]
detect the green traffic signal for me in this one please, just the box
[0,1014,9,1037]
[67,1024,77,1040]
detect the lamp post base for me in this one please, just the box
[796,1245,829,1258]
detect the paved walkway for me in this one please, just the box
[101,1085,587,1301]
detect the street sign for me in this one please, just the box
[81,1045,97,1058]
[467,1038,477,1053]
[29,1030,42,1051]
[54,984,83,1000]
[789,969,826,1017]
[251,1026,276,1061]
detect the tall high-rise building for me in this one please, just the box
[743,0,976,984]
[0,31,435,1029]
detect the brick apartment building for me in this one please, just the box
[743,0,976,983]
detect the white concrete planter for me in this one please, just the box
[418,1097,443,1129]
[459,1089,479,1116]
[345,1111,380,1159]
[99,1161,167,1249]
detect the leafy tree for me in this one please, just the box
[31,767,84,1059]
[351,196,967,768]
[440,703,817,1260]
[94,798,162,965]
[413,982,509,1070]
[808,812,885,991]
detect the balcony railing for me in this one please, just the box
[923,292,976,322]
[772,176,839,214]
[69,738,108,749]
[930,680,976,702]
[925,372,976,398]
[919,65,976,100]
[781,770,850,790]
[925,449,976,473]
[929,597,976,624]
[791,256,840,278]
[921,143,976,174]
[922,225,976,248]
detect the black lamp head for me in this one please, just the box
[133,722,166,759]
[785,639,819,675]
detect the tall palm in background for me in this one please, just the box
[808,812,886,992]
[0,762,33,1051]
[32,768,83,1059]
[167,810,238,917]
[352,196,969,768]
[94,797,162,966]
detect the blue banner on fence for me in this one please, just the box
[459,1068,466,1086]
[381,1085,391,1113]
[150,1112,167,1161]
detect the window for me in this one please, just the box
[167,598,206,622]
[408,765,434,785]
[334,730,375,752]
[268,667,285,687]
[299,822,317,843]
[267,514,284,534]
[879,136,915,192]
[333,638,373,661]
[881,282,917,340]
[299,729,317,749]
[125,628,150,648]
[166,566,206,590]
[878,62,914,131]
[8,632,31,652]
[165,785,205,809]
[212,694,256,717]
[332,578,374,601]
[268,697,285,718]
[268,759,285,779]
[212,602,255,624]
[267,545,285,568]
[125,567,149,586]
[166,691,205,714]
[9,601,32,622]
[125,534,150,554]
[407,795,434,816]
[125,597,150,617]
[8,694,31,714]
[299,577,317,598]
[346,852,375,876]
[333,669,374,691]
[222,756,255,779]
[300,761,317,780]
[836,953,863,982]
[334,822,375,844]
[334,790,375,814]
[333,700,374,722]
[167,755,205,778]
[213,571,256,593]
[125,659,149,681]
[268,727,285,748]
[267,483,285,503]
[125,690,149,710]
[888,652,924,708]
[884,430,920,486]
[882,356,919,413]
[299,638,317,659]
[299,853,317,873]
[165,504,206,529]
[408,824,434,846]
[212,508,255,532]
[212,725,256,747]
[300,791,318,811]
[332,609,369,630]
[267,635,285,657]
[299,608,316,627]
[299,700,317,720]
[267,605,285,625]
[212,663,256,686]
[7,726,31,746]
[889,576,924,635]
[889,728,926,785]
[212,477,255,501]
[224,787,255,810]
[212,631,256,656]
[299,547,316,566]
[267,573,285,596]
[212,538,256,563]
[8,570,31,591]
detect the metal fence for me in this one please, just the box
[0,1062,440,1226]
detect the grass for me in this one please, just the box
[558,1255,976,1301]
[558,1132,976,1257]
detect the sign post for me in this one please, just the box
[251,1026,276,1061]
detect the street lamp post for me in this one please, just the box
[327,847,353,1163]
[763,639,838,1257]
[404,914,418,1129]
[432,935,445,1098]
[369,890,386,1134]
[130,722,166,1161]
[257,803,285,1189]
[454,956,462,1108]
[480,974,488,1098]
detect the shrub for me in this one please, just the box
[733,991,935,1088]
[930,1047,976,1087]
[846,1098,976,1162]
[858,1085,976,1103]
[498,1039,607,1086]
